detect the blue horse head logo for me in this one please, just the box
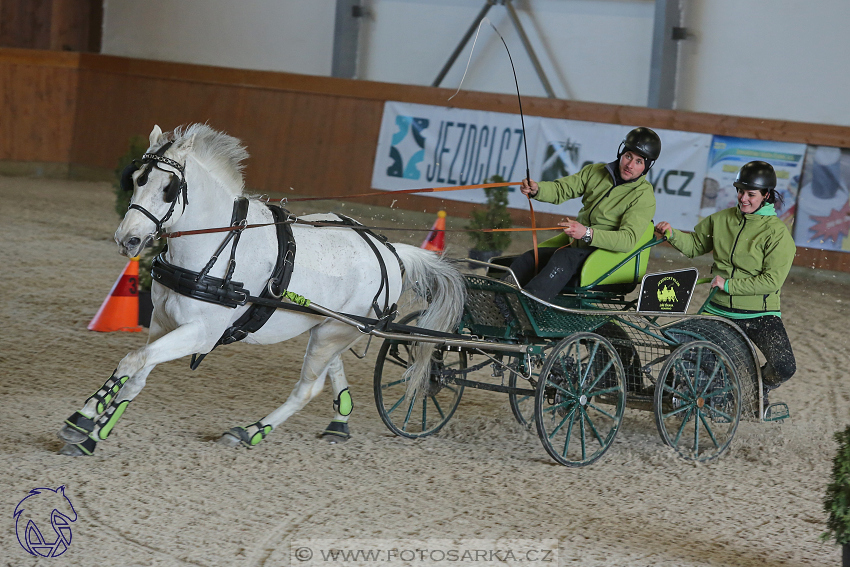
[14,486,78,557]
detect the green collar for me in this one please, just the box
[755,202,776,216]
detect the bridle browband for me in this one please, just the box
[122,141,189,234]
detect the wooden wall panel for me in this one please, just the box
[0,53,77,162]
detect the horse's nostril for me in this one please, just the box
[127,237,141,249]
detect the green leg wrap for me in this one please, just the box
[228,421,273,448]
[64,411,96,436]
[95,400,130,440]
[89,373,130,414]
[333,388,353,417]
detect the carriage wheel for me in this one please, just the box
[373,312,464,439]
[534,333,626,467]
[653,341,742,461]
[664,319,758,418]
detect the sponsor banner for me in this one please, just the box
[793,145,850,252]
[701,136,807,229]
[372,102,532,204]
[372,101,710,230]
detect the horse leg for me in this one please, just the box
[218,323,357,448]
[58,322,208,455]
[320,355,353,443]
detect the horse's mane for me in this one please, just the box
[157,124,249,195]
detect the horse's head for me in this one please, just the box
[114,125,194,257]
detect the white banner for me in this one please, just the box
[371,101,711,229]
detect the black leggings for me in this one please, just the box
[734,315,796,389]
[508,246,593,302]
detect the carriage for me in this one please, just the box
[373,224,789,466]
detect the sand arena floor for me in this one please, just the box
[1,176,849,566]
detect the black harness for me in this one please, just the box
[121,141,189,234]
[151,197,296,368]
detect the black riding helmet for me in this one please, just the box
[734,160,780,206]
[618,127,662,174]
[733,160,776,191]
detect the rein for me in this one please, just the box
[162,217,567,240]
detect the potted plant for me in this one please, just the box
[822,424,850,566]
[467,175,512,262]
[114,136,164,327]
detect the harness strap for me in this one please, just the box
[335,213,392,319]
[217,203,296,347]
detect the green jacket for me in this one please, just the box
[535,162,656,252]
[667,205,796,313]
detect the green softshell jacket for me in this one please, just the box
[535,162,656,253]
[666,206,797,313]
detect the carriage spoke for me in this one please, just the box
[693,407,700,454]
[581,407,606,447]
[382,377,409,390]
[421,396,427,430]
[582,342,601,387]
[698,411,720,449]
[674,359,697,396]
[401,391,417,431]
[586,358,615,391]
[386,394,407,415]
[703,404,732,422]
[561,410,578,456]
[548,404,578,438]
[580,412,587,461]
[430,396,447,419]
[662,404,693,420]
[673,407,693,445]
[698,362,722,398]
[587,402,617,420]
[587,385,621,398]
[662,381,695,403]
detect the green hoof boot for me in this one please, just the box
[223,422,272,448]
[321,420,351,443]
[58,411,96,444]
[58,436,97,456]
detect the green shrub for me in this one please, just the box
[113,136,164,292]
[467,175,512,252]
[823,425,850,545]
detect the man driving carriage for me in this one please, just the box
[502,126,662,304]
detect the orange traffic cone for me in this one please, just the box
[88,257,143,332]
[421,210,447,253]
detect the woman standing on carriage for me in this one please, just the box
[504,126,662,302]
[655,160,797,410]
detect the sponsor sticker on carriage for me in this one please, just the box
[637,268,699,314]
[292,538,558,566]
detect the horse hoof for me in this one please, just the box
[217,432,243,448]
[57,425,89,444]
[58,443,86,457]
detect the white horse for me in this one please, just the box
[58,123,465,455]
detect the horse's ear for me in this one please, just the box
[149,125,163,146]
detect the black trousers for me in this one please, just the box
[735,315,796,389]
[508,246,594,302]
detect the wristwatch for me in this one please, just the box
[581,226,593,243]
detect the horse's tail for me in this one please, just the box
[394,244,467,399]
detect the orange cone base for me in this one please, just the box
[88,259,143,333]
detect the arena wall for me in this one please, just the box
[1,47,848,273]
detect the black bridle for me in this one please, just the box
[121,141,189,234]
